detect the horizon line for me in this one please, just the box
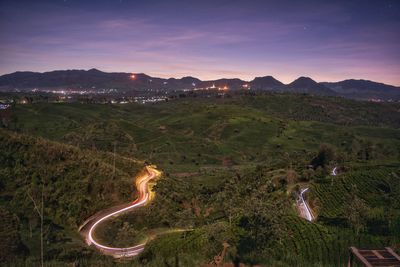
[1,68,399,87]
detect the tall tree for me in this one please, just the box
[27,178,44,267]
[344,186,369,235]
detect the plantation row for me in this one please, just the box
[312,167,398,219]
[280,216,393,266]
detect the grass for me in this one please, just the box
[11,98,400,174]
[1,93,399,266]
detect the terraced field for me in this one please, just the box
[1,94,399,266]
[313,167,400,219]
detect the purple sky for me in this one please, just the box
[1,0,399,85]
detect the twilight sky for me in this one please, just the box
[0,0,399,85]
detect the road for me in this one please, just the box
[297,188,314,222]
[331,166,338,176]
[79,166,161,258]
[297,167,338,221]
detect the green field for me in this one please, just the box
[1,93,399,266]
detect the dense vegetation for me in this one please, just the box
[0,129,144,265]
[0,93,399,266]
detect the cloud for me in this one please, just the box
[0,0,399,85]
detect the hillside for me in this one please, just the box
[286,77,337,96]
[323,79,400,100]
[0,129,144,264]
[1,94,399,266]
[1,69,399,99]
[250,76,285,90]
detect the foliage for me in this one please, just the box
[1,94,399,266]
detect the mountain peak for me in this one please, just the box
[321,79,400,99]
[290,76,317,85]
[287,76,336,96]
[251,75,280,81]
[0,69,399,99]
[87,68,103,73]
[250,75,283,90]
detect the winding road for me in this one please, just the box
[297,188,314,222]
[297,167,338,221]
[81,164,337,257]
[79,166,161,258]
[331,167,338,176]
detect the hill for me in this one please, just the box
[286,77,337,96]
[1,94,399,266]
[1,69,399,99]
[322,79,400,100]
[0,129,144,264]
[250,76,284,90]
[0,69,197,92]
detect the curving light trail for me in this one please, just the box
[331,166,337,176]
[298,188,314,222]
[297,167,338,221]
[83,166,160,258]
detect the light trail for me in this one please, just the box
[297,167,338,221]
[81,166,161,258]
[298,188,314,222]
[331,166,337,176]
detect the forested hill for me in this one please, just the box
[1,68,400,99]
[0,129,144,263]
[0,94,399,266]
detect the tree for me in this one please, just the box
[351,139,361,159]
[27,177,44,267]
[301,168,315,181]
[344,187,369,235]
[115,222,140,247]
[0,207,26,262]
[286,169,298,184]
[311,143,335,168]
[237,193,287,259]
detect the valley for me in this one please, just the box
[1,93,399,266]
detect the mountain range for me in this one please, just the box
[0,68,399,100]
